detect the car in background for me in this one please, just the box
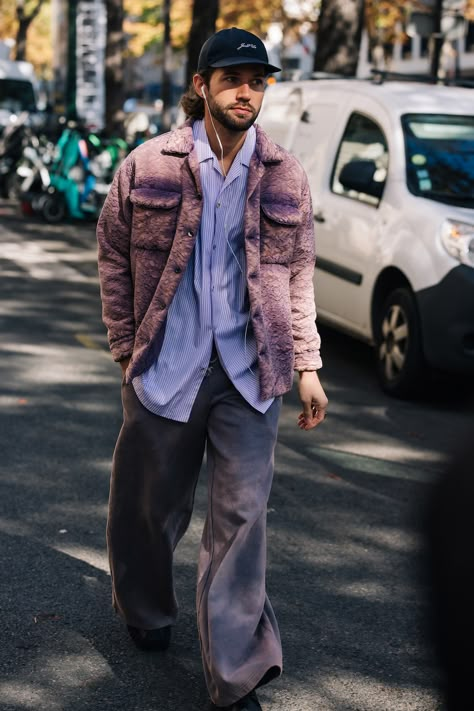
[257,78,474,397]
[0,58,40,134]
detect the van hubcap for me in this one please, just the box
[379,304,409,381]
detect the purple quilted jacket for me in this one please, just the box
[96,120,322,400]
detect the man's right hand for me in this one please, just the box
[120,357,131,376]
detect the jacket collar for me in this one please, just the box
[161,119,285,165]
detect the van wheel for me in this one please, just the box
[375,287,424,397]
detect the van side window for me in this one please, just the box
[331,113,388,206]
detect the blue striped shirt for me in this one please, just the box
[132,120,274,422]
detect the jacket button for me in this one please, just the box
[174,266,181,274]
[158,302,165,310]
[187,230,193,237]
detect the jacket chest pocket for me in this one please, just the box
[260,201,302,264]
[130,188,182,251]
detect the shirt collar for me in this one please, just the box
[193,119,256,168]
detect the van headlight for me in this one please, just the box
[440,219,474,267]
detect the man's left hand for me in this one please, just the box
[297,370,328,430]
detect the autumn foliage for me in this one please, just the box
[1,0,473,79]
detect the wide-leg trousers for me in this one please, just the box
[107,358,283,706]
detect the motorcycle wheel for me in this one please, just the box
[41,193,66,224]
[5,172,23,201]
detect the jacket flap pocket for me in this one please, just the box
[130,188,181,210]
[261,202,302,226]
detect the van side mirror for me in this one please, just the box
[339,159,384,199]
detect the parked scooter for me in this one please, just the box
[21,120,129,223]
[24,121,128,222]
[0,111,30,199]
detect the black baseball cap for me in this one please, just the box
[197,27,281,75]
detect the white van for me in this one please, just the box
[0,58,39,133]
[257,78,474,397]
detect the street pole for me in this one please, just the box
[160,0,172,133]
[430,0,444,81]
[65,0,78,120]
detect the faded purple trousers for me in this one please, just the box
[107,358,283,706]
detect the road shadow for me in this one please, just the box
[0,210,447,710]
[0,528,209,711]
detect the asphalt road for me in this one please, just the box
[1,198,471,710]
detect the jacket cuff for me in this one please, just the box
[110,338,134,363]
[294,350,323,371]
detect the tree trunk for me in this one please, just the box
[15,21,29,61]
[313,0,365,76]
[185,0,219,86]
[104,0,125,136]
[160,0,173,133]
[15,0,46,62]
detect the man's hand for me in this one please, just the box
[120,357,131,376]
[297,370,328,430]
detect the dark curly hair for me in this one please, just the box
[180,69,214,120]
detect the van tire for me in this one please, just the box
[375,287,424,397]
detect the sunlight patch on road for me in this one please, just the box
[314,445,439,483]
[0,516,32,537]
[334,580,393,600]
[315,669,441,710]
[277,437,439,484]
[52,543,109,573]
[43,651,114,685]
[0,648,115,709]
[0,342,114,384]
[0,240,92,282]
[0,682,61,710]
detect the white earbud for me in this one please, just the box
[200,83,227,179]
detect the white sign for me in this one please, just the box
[76,0,106,130]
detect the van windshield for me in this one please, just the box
[402,113,474,208]
[0,79,36,113]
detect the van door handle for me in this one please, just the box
[314,211,326,223]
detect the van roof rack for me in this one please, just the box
[370,68,474,88]
[309,71,358,80]
[370,69,435,84]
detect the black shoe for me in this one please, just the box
[127,624,171,651]
[213,690,262,710]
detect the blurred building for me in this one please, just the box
[358,13,474,79]
[265,12,474,80]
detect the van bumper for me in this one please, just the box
[417,264,474,373]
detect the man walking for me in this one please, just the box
[97,27,328,711]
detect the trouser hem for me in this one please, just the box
[210,663,282,707]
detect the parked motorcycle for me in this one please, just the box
[20,121,129,223]
[0,111,30,199]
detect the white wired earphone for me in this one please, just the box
[200,82,242,273]
[201,85,227,179]
[200,82,254,374]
